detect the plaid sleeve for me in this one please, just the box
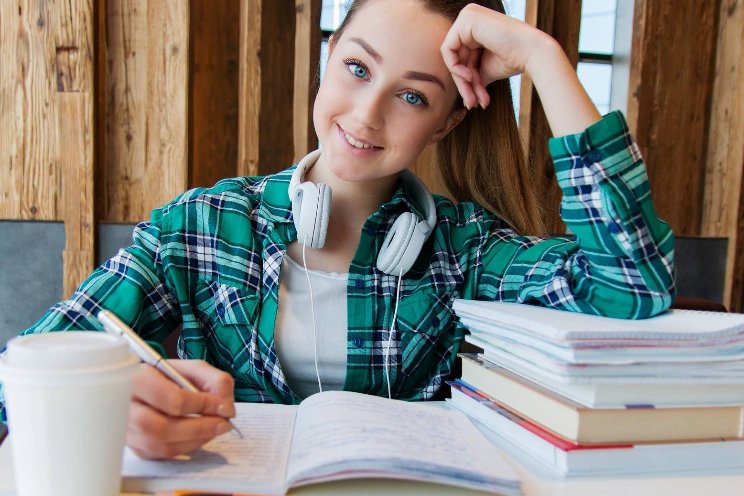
[476,111,675,319]
[19,207,182,340]
[0,201,185,422]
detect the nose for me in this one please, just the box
[352,89,385,130]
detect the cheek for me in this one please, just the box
[388,116,441,149]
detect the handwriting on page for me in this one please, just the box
[286,391,488,481]
[122,403,297,486]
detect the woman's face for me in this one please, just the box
[313,0,463,184]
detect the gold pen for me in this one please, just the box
[97,309,243,438]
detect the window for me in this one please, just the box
[319,0,350,81]
[577,0,617,115]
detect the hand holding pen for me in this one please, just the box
[97,310,243,459]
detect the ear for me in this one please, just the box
[430,108,467,143]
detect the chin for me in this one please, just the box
[326,158,375,184]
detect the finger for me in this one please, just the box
[468,60,491,108]
[450,63,472,81]
[465,49,486,108]
[128,400,232,449]
[474,77,491,109]
[453,74,477,110]
[168,359,236,401]
[132,364,228,418]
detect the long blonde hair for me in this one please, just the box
[333,0,549,237]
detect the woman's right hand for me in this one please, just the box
[126,359,236,459]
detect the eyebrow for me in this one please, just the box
[349,37,446,91]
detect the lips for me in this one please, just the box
[337,124,382,150]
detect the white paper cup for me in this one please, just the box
[0,331,139,496]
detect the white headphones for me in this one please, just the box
[288,150,437,276]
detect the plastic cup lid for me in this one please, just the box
[3,332,133,371]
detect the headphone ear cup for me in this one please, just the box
[293,182,321,248]
[313,183,331,248]
[377,212,417,275]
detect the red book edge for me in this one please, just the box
[449,380,633,451]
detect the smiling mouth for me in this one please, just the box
[339,125,382,150]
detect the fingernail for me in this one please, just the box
[217,403,235,418]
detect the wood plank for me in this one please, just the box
[55,0,96,297]
[102,0,189,223]
[259,1,296,174]
[238,0,297,177]
[189,0,240,188]
[59,93,94,297]
[95,0,108,216]
[701,0,744,311]
[238,0,261,177]
[54,0,93,93]
[0,0,60,221]
[293,0,322,163]
[626,0,718,236]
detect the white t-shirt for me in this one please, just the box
[274,254,348,399]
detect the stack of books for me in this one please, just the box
[449,300,744,477]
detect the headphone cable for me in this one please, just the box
[384,268,403,400]
[302,237,323,393]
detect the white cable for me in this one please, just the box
[385,268,403,400]
[302,236,323,393]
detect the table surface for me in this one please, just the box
[2,403,744,496]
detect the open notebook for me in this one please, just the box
[121,391,521,495]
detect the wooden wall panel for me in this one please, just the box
[702,0,744,311]
[0,0,60,221]
[293,0,322,163]
[238,0,262,178]
[59,93,94,297]
[626,0,718,236]
[239,0,297,177]
[189,0,240,189]
[101,0,189,223]
[0,0,95,294]
[56,0,95,296]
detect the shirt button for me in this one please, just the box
[353,337,362,347]
[608,222,621,234]
[355,279,364,289]
[431,316,440,327]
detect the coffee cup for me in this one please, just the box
[0,331,139,496]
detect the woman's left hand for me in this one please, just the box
[440,4,554,109]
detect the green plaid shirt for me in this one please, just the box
[1,111,674,416]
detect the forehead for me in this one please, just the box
[339,0,455,74]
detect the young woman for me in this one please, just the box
[2,0,675,459]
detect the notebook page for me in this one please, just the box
[285,391,519,492]
[122,402,297,494]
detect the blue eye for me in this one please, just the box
[403,92,423,105]
[402,91,428,106]
[345,60,369,79]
